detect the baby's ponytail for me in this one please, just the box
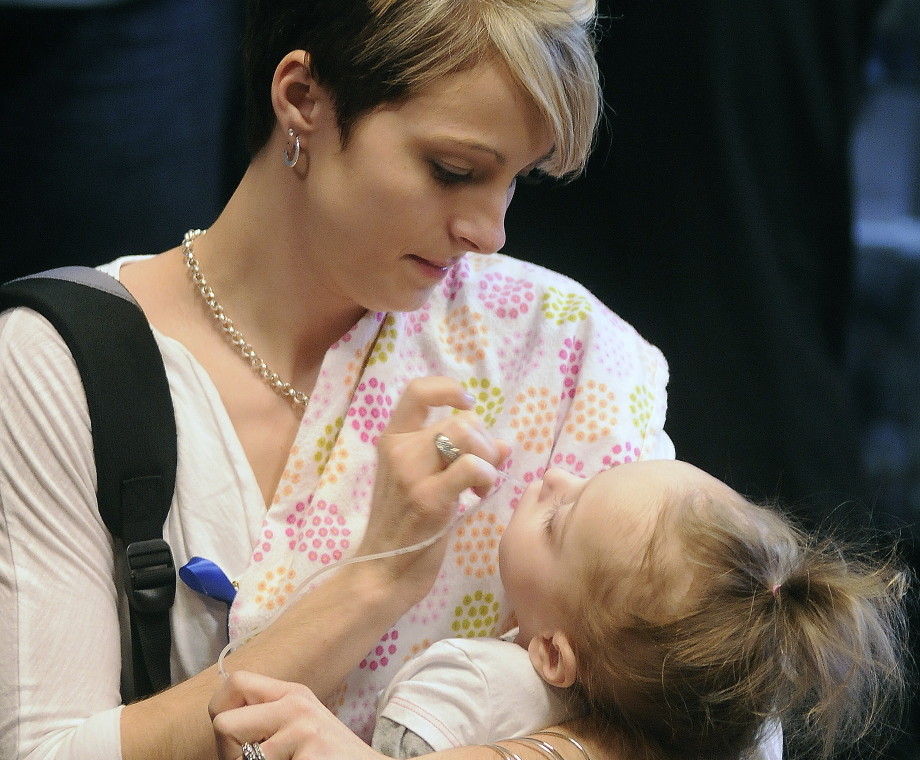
[767,536,909,758]
[570,490,911,760]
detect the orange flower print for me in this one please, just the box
[508,386,557,454]
[452,509,503,579]
[563,378,617,445]
[441,305,489,364]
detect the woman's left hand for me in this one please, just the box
[210,671,385,760]
[356,376,509,604]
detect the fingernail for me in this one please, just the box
[462,392,475,406]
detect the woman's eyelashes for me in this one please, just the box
[429,159,543,189]
[431,161,474,186]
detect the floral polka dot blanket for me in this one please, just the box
[228,253,671,739]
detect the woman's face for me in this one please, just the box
[297,57,553,314]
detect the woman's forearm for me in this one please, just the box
[228,560,410,699]
[122,561,410,760]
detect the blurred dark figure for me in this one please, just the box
[507,0,879,524]
[0,0,247,283]
[505,2,918,757]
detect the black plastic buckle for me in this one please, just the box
[124,538,176,614]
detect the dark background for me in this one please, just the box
[2,1,918,757]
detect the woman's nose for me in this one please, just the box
[452,192,508,254]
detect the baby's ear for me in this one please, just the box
[527,631,577,688]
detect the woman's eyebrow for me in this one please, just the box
[433,136,506,163]
[435,137,554,168]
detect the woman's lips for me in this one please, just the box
[408,254,453,279]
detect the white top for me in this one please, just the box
[373,633,576,752]
[1,253,673,759]
[372,635,784,760]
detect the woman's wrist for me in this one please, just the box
[331,556,427,621]
[226,557,418,697]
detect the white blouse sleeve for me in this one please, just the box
[0,308,124,760]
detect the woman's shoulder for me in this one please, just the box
[0,254,157,374]
[0,303,79,377]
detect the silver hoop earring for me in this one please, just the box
[283,128,301,168]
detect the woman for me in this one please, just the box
[0,1,672,759]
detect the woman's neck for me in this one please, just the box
[199,161,369,382]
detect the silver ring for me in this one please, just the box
[242,742,266,760]
[434,432,462,464]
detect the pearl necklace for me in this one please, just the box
[183,228,309,407]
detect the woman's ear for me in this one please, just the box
[527,631,577,689]
[270,50,328,136]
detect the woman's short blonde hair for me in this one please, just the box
[245,0,600,178]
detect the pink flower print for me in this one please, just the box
[602,441,642,467]
[408,570,451,627]
[507,468,546,510]
[495,328,545,377]
[558,336,584,400]
[298,499,351,563]
[359,629,400,671]
[347,378,393,445]
[405,303,432,336]
[253,521,272,563]
[440,258,470,302]
[476,271,535,319]
[551,450,586,476]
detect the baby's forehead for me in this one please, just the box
[602,460,734,503]
[574,466,670,552]
[578,461,735,550]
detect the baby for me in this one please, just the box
[372,460,908,760]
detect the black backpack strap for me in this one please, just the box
[0,267,178,701]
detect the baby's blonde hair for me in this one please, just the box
[567,486,909,760]
[245,0,600,178]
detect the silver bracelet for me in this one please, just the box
[506,736,565,760]
[485,743,524,760]
[533,731,591,760]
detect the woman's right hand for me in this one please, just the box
[357,376,509,602]
[211,671,386,760]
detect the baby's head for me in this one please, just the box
[499,460,726,688]
[499,460,908,760]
